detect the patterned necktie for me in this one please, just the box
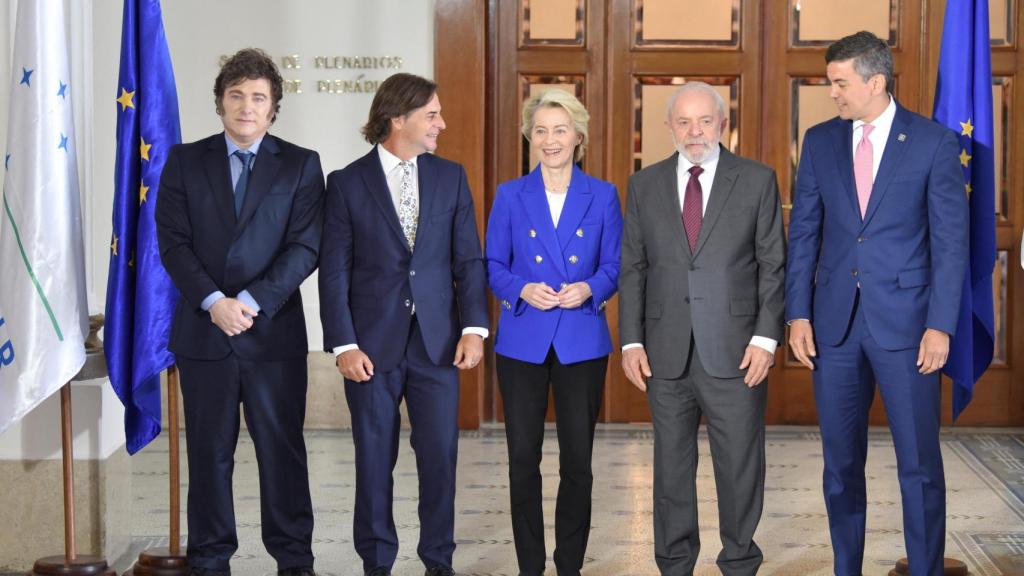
[854,124,875,218]
[682,165,704,253]
[233,150,254,217]
[397,160,418,250]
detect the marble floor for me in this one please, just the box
[113,426,1024,576]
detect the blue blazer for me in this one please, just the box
[318,147,490,372]
[786,103,968,349]
[486,165,622,364]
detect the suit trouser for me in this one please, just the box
[177,354,314,573]
[647,340,766,576]
[496,349,608,576]
[346,317,460,573]
[814,296,945,576]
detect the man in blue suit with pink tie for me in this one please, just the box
[786,32,968,576]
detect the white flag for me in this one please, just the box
[0,0,88,434]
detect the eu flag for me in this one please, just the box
[104,0,181,454]
[933,0,996,420]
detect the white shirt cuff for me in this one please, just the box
[622,342,644,351]
[749,336,777,355]
[462,327,489,339]
[333,344,359,356]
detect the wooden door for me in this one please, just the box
[440,0,1024,426]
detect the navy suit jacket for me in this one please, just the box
[318,147,489,372]
[786,103,968,350]
[486,165,622,364]
[156,133,324,361]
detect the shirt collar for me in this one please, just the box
[377,144,418,175]
[853,95,896,134]
[677,143,721,174]
[225,132,264,157]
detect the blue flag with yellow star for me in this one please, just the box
[933,0,996,421]
[104,0,181,454]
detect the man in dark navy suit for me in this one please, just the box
[787,32,968,576]
[156,48,323,576]
[318,73,489,576]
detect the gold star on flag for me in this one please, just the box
[111,234,119,256]
[140,137,152,161]
[960,119,974,138]
[116,88,135,111]
[959,148,972,167]
[965,182,973,195]
[129,251,135,268]
[139,180,149,204]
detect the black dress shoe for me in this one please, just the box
[366,568,392,576]
[186,569,230,576]
[278,568,316,576]
[424,566,456,576]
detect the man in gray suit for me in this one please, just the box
[619,82,785,576]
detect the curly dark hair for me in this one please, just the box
[214,48,283,123]
[361,73,437,144]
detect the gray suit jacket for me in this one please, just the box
[619,147,785,379]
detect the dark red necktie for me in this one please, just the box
[682,165,704,253]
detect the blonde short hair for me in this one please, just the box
[521,89,590,162]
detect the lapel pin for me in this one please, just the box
[576,228,584,237]
[897,133,906,142]
[529,229,537,238]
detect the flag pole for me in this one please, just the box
[30,361,116,576]
[61,384,76,562]
[168,365,181,556]
[888,557,970,576]
[122,365,187,576]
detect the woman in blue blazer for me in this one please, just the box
[486,89,622,576]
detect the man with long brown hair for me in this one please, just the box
[156,48,323,576]
[319,73,488,576]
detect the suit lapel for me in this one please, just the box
[829,120,861,219]
[519,167,567,277]
[202,134,236,229]
[235,134,282,234]
[360,146,409,250]
[413,153,437,254]
[692,146,737,259]
[655,154,688,258]
[555,165,593,252]
[862,105,912,228]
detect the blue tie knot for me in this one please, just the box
[234,149,254,169]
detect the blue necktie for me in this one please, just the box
[233,150,254,217]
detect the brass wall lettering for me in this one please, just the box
[219,53,402,95]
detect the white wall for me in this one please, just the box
[87,0,436,351]
[0,1,435,453]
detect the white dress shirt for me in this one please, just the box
[622,145,777,356]
[333,146,488,356]
[546,189,568,227]
[852,95,897,181]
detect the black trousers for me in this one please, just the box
[496,349,608,576]
[178,354,314,573]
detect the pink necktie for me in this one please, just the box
[854,124,875,218]
[682,165,704,253]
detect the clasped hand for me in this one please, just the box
[209,297,256,336]
[520,282,591,310]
